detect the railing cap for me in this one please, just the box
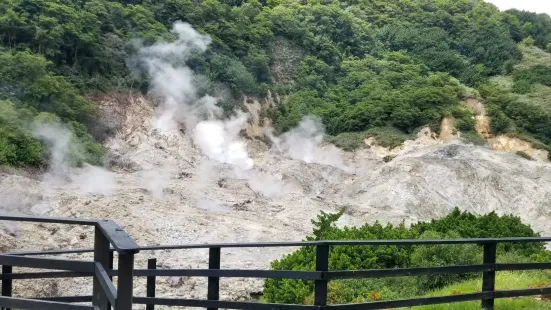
[96,220,140,254]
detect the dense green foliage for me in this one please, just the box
[481,83,551,154]
[0,49,104,166]
[2,0,551,166]
[264,208,548,304]
[0,0,171,166]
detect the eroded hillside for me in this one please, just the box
[2,90,551,303]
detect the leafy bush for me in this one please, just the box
[365,127,414,149]
[303,277,417,305]
[382,155,396,163]
[411,208,544,256]
[460,131,486,146]
[513,79,533,94]
[324,132,365,151]
[208,54,259,95]
[449,106,476,132]
[0,50,104,167]
[411,231,481,290]
[264,208,548,304]
[514,65,551,87]
[516,151,533,160]
[0,101,43,166]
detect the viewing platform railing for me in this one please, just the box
[1,215,551,310]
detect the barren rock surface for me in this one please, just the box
[1,93,551,307]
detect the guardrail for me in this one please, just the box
[0,215,139,310]
[0,215,551,310]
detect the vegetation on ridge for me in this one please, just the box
[264,208,551,305]
[2,0,551,166]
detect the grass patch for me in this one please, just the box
[325,131,366,151]
[515,46,551,71]
[504,133,551,151]
[516,83,551,110]
[365,127,414,149]
[325,127,415,151]
[460,131,486,146]
[383,155,396,163]
[411,271,551,310]
[491,47,551,111]
[489,75,514,91]
[516,151,533,160]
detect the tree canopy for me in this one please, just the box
[2,0,551,166]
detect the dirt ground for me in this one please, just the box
[2,92,551,307]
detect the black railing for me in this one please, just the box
[1,215,551,310]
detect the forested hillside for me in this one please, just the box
[2,0,551,166]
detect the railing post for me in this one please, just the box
[146,258,157,310]
[481,242,497,310]
[115,252,135,310]
[108,250,114,310]
[93,226,110,310]
[2,265,12,310]
[314,244,329,306]
[207,247,221,310]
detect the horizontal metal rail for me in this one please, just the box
[7,236,551,257]
[331,286,551,309]
[133,297,317,309]
[4,262,551,281]
[138,237,551,250]
[0,255,94,272]
[0,214,97,226]
[325,262,551,279]
[133,286,551,310]
[6,248,98,256]
[0,295,94,310]
[34,296,94,303]
[1,271,92,280]
[131,269,323,280]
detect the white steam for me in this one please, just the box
[32,120,114,195]
[270,116,356,173]
[141,167,171,199]
[139,22,212,133]
[134,21,356,205]
[32,121,75,184]
[138,21,254,173]
[193,114,253,170]
[246,171,295,198]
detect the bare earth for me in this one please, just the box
[1,93,551,307]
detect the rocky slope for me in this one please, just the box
[1,92,551,306]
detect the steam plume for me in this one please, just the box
[137,22,254,171]
[270,116,356,173]
[32,120,114,195]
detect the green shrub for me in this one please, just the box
[325,132,365,151]
[460,131,486,146]
[264,208,548,304]
[411,231,481,291]
[516,151,533,160]
[488,110,512,134]
[0,100,43,166]
[449,106,476,132]
[512,79,533,94]
[383,155,396,163]
[303,277,417,304]
[514,65,551,87]
[411,208,545,257]
[365,127,413,149]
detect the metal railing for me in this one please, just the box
[1,215,551,310]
